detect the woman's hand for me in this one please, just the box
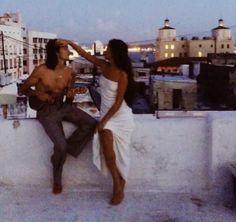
[96,120,107,133]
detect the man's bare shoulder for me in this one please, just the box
[31,64,47,76]
[65,66,73,73]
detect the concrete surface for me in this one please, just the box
[0,185,236,222]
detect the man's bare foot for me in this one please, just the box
[53,183,62,194]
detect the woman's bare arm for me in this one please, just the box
[97,72,128,132]
[58,39,107,70]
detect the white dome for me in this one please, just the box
[94,40,103,48]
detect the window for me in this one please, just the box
[199,44,202,48]
[23,60,27,66]
[198,51,202,57]
[227,44,230,49]
[173,89,183,109]
[5,60,8,69]
[221,44,224,49]
[33,38,37,43]
[211,44,213,48]
[165,53,168,58]
[39,38,42,43]
[179,53,182,57]
[170,44,174,50]
[171,53,174,57]
[23,49,27,54]
[14,58,17,68]
[10,59,13,69]
[182,45,185,48]
[33,59,38,65]
[165,44,169,49]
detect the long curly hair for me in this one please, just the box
[45,39,60,70]
[108,39,136,107]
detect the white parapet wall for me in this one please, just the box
[0,112,236,197]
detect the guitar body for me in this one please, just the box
[28,96,46,111]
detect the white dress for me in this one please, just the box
[92,75,134,180]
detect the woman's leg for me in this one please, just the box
[99,129,125,205]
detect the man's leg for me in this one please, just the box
[38,111,67,194]
[62,105,97,157]
[50,121,66,194]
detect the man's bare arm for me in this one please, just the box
[20,66,53,102]
[20,66,41,97]
[65,70,76,103]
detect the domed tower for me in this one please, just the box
[158,19,176,41]
[156,19,177,61]
[211,19,234,54]
[212,19,232,41]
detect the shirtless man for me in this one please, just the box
[20,39,97,194]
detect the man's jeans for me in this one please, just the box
[37,103,97,185]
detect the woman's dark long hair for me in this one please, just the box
[45,39,60,70]
[108,39,136,107]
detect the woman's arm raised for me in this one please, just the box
[57,39,107,69]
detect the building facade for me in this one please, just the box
[23,31,57,75]
[150,75,197,110]
[0,12,24,80]
[156,19,234,61]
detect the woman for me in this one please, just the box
[59,39,135,205]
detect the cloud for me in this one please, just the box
[95,18,117,32]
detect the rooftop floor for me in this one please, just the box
[1,185,236,222]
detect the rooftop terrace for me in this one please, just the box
[1,112,236,221]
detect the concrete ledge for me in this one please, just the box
[1,112,236,196]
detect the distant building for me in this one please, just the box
[156,19,234,61]
[0,12,24,80]
[150,57,208,77]
[71,57,94,74]
[23,30,57,75]
[0,12,58,77]
[208,53,236,66]
[197,63,236,109]
[150,75,197,110]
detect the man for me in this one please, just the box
[20,39,97,194]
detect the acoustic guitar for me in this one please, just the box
[28,87,86,111]
[28,96,51,111]
[29,88,68,111]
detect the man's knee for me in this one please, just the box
[88,117,98,129]
[52,150,67,167]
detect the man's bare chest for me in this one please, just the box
[38,73,69,93]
